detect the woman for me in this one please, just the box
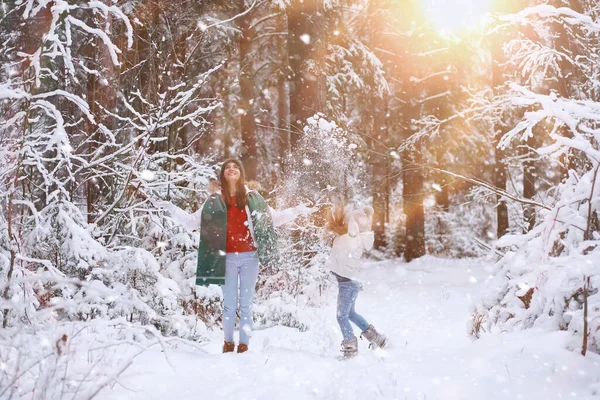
[160,159,309,353]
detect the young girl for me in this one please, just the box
[326,204,387,358]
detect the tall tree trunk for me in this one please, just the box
[86,71,100,224]
[402,140,426,262]
[402,78,425,262]
[167,23,192,171]
[492,35,509,238]
[493,128,509,238]
[86,15,117,224]
[17,3,52,77]
[435,164,450,211]
[287,0,326,148]
[434,104,450,211]
[429,59,452,212]
[371,98,388,251]
[522,135,536,232]
[548,0,583,180]
[277,12,291,160]
[582,276,590,356]
[371,159,388,251]
[238,0,258,180]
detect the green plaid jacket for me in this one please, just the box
[196,191,279,286]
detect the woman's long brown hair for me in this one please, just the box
[220,158,247,209]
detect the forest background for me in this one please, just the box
[0,0,599,397]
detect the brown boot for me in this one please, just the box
[237,343,248,353]
[223,341,235,353]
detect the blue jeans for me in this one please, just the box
[336,280,370,340]
[222,251,260,345]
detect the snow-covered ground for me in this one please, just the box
[99,257,600,400]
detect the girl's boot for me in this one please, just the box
[223,341,235,353]
[340,336,358,358]
[361,325,387,349]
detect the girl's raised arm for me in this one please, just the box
[269,203,316,227]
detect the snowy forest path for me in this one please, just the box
[99,257,598,400]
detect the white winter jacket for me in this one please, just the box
[326,230,374,280]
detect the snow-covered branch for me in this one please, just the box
[501,4,600,33]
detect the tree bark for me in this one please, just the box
[86,70,100,224]
[287,0,326,148]
[85,14,117,223]
[434,108,450,212]
[277,12,291,160]
[238,0,258,180]
[522,136,536,232]
[548,0,585,180]
[372,160,388,251]
[582,276,589,356]
[402,77,426,262]
[493,129,509,238]
[492,34,509,238]
[371,98,388,251]
[402,141,426,262]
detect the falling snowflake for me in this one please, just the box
[140,170,155,181]
[300,34,310,44]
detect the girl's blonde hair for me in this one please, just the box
[326,202,351,236]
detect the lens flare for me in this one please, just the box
[421,0,491,35]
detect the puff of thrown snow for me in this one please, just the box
[303,115,336,132]
[270,203,317,227]
[318,117,335,132]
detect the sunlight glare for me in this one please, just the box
[421,0,492,35]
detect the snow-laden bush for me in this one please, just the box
[0,320,167,399]
[27,202,110,280]
[4,201,208,341]
[472,166,600,353]
[470,4,600,354]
